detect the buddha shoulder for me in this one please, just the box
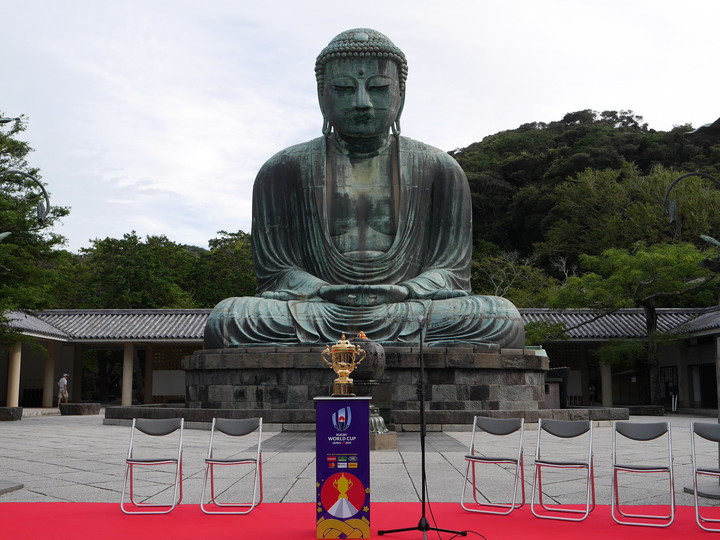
[258,138,325,170]
[398,136,466,175]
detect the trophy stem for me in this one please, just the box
[332,380,355,396]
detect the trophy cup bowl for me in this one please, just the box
[322,334,367,396]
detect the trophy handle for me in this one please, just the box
[354,347,366,367]
[321,348,333,367]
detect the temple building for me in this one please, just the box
[3,306,719,413]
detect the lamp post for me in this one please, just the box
[0,169,51,234]
[0,117,51,237]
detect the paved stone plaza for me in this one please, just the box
[2,411,720,509]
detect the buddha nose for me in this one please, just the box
[354,86,372,109]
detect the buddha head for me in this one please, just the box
[315,29,407,139]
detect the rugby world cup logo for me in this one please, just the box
[332,407,352,432]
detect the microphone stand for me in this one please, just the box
[378,316,467,539]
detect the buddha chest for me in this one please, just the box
[327,151,398,259]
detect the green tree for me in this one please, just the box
[68,232,198,308]
[0,115,69,343]
[535,165,720,266]
[452,110,720,255]
[472,251,559,307]
[191,230,256,307]
[552,242,720,404]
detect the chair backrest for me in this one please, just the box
[134,418,183,436]
[540,419,590,438]
[536,419,592,463]
[693,422,720,443]
[127,418,184,461]
[475,416,523,436]
[615,421,668,441]
[214,417,261,437]
[207,417,263,461]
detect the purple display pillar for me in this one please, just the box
[315,396,371,539]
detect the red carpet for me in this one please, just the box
[0,502,712,539]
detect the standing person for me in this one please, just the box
[57,373,69,408]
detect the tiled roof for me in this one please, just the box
[521,308,702,340]
[2,306,718,343]
[33,309,208,341]
[5,311,69,340]
[673,306,720,335]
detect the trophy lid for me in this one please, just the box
[331,333,356,353]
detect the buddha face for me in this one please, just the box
[321,57,402,139]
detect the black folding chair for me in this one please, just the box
[611,421,674,527]
[460,416,525,515]
[531,418,595,521]
[120,418,184,514]
[200,417,263,514]
[691,422,720,532]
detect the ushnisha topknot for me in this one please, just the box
[315,28,408,94]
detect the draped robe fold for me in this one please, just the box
[204,135,525,348]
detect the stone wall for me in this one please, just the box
[181,346,550,426]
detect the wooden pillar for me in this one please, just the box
[121,343,134,406]
[42,342,57,408]
[677,342,690,408]
[144,344,155,404]
[6,342,22,407]
[72,346,83,402]
[601,362,613,407]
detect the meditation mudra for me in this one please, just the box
[204,28,525,349]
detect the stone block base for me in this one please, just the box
[370,432,398,450]
[392,407,629,431]
[627,405,665,416]
[59,403,101,415]
[0,407,22,421]
[104,406,314,424]
[104,406,627,431]
[181,346,549,425]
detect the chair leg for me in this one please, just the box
[695,472,720,532]
[121,462,180,515]
[200,463,211,514]
[531,464,593,521]
[257,457,264,505]
[612,469,673,527]
[518,456,526,507]
[200,461,261,515]
[460,459,522,515]
[254,457,263,506]
[176,457,183,505]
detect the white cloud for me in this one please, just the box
[1,0,719,251]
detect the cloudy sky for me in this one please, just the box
[2,0,719,253]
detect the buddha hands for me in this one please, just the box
[318,284,409,306]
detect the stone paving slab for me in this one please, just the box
[1,411,720,509]
[0,480,23,495]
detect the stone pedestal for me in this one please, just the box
[181,346,549,427]
[59,403,101,415]
[0,407,22,421]
[370,432,398,450]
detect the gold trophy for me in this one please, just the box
[322,334,366,396]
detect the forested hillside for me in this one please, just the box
[2,109,720,316]
[453,110,720,308]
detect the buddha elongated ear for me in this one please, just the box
[392,92,405,137]
[318,87,332,136]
